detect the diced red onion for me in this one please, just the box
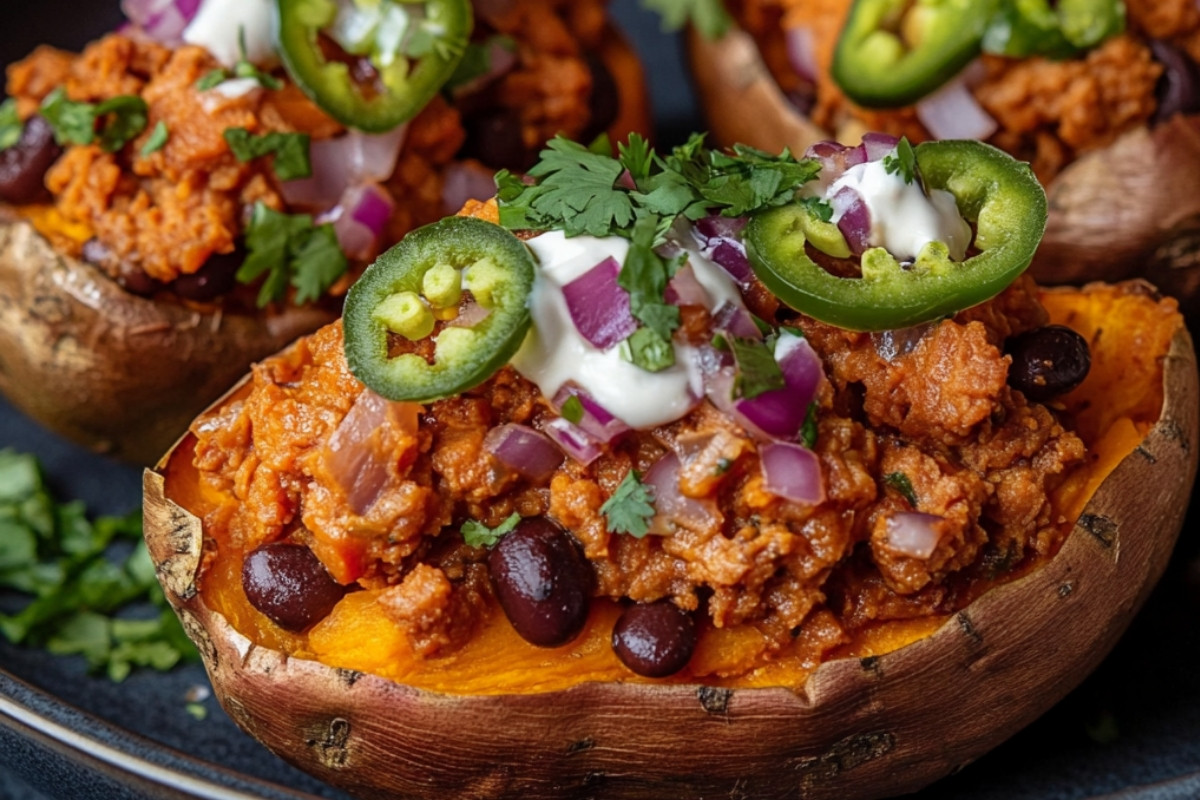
[806,140,865,182]
[617,169,637,191]
[483,423,564,484]
[693,216,753,285]
[644,452,721,535]
[694,343,734,378]
[543,418,603,466]
[831,186,872,256]
[916,74,999,141]
[562,256,637,350]
[665,263,711,307]
[759,442,824,505]
[447,301,491,328]
[324,389,412,515]
[707,240,753,285]
[859,132,901,162]
[707,332,824,442]
[552,385,630,444]
[281,126,408,210]
[441,160,498,215]
[711,301,762,340]
[784,26,820,82]
[122,0,200,44]
[328,184,394,261]
[885,512,946,559]
[693,213,748,244]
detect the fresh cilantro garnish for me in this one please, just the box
[223,128,312,181]
[0,98,22,151]
[729,337,785,399]
[233,60,283,90]
[641,0,732,39]
[618,215,683,367]
[800,402,819,448]
[238,202,348,307]
[186,702,209,720]
[0,450,198,682]
[139,120,169,157]
[802,196,834,223]
[882,137,918,186]
[621,326,676,373]
[600,470,657,538]
[883,472,918,507]
[561,395,585,425]
[40,89,149,153]
[195,69,229,91]
[461,513,521,548]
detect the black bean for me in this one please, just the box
[578,51,619,145]
[170,245,242,301]
[487,517,593,647]
[242,542,348,632]
[611,599,696,678]
[1006,324,1091,403]
[1150,40,1200,123]
[0,115,63,204]
[81,237,164,297]
[460,107,531,172]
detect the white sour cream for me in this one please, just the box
[511,230,743,430]
[183,0,277,68]
[829,159,971,262]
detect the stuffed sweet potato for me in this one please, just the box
[681,0,1200,313]
[144,135,1198,800]
[0,0,650,465]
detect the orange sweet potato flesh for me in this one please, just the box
[159,281,1186,692]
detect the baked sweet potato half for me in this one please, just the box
[0,0,650,464]
[684,3,1200,314]
[143,274,1197,800]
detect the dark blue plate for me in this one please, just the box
[2,2,1200,798]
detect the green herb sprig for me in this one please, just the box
[39,89,149,153]
[223,127,312,181]
[238,202,348,307]
[600,470,657,538]
[461,513,522,549]
[0,450,198,682]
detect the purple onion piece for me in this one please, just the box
[706,239,753,285]
[543,418,603,466]
[860,132,901,161]
[552,385,630,443]
[759,442,824,505]
[484,424,564,484]
[693,213,748,244]
[562,256,638,350]
[832,186,872,256]
[885,512,946,559]
[711,302,762,340]
[643,452,721,535]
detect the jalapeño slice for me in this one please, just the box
[343,216,535,403]
[743,140,1047,332]
[277,0,473,132]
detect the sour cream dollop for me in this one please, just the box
[183,0,277,68]
[511,229,743,430]
[829,158,971,262]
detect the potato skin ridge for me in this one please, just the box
[143,291,1198,800]
[685,25,1200,319]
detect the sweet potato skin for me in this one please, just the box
[0,216,335,464]
[143,286,1198,800]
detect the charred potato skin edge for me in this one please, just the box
[685,25,1200,316]
[142,314,1199,800]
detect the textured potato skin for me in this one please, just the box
[0,216,337,465]
[686,26,1200,317]
[142,315,1198,800]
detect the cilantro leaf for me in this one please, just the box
[883,472,918,507]
[0,449,198,681]
[883,137,918,186]
[139,120,169,157]
[461,513,521,548]
[39,89,149,153]
[561,395,585,424]
[0,98,22,151]
[233,60,282,90]
[621,326,676,373]
[239,203,348,307]
[729,336,785,399]
[223,127,312,181]
[600,470,656,538]
[521,137,634,236]
[800,402,819,448]
[195,69,229,91]
[641,0,733,39]
[618,133,655,184]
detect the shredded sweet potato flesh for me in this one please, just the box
[164,279,1181,693]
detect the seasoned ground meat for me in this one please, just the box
[190,271,1086,660]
